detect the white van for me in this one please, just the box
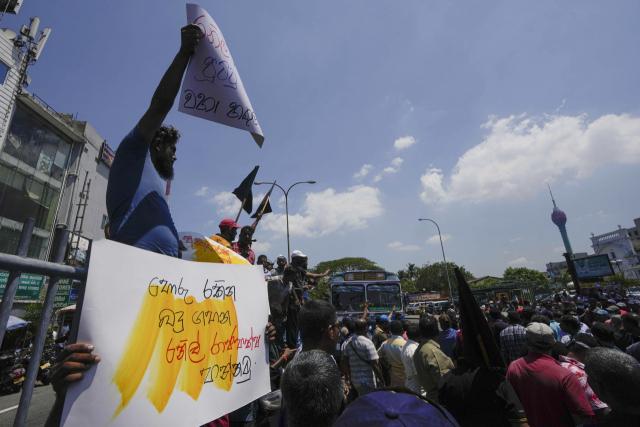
[432,300,451,313]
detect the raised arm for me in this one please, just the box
[305,269,331,279]
[361,300,370,320]
[138,24,202,142]
[389,305,396,320]
[249,212,263,234]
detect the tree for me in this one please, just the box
[607,273,639,290]
[308,257,385,300]
[503,267,547,284]
[415,262,475,293]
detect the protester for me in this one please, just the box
[281,350,345,427]
[438,314,458,358]
[438,339,529,427]
[297,300,340,354]
[282,251,330,348]
[209,219,242,250]
[584,348,640,426]
[341,319,384,396]
[506,323,595,427]
[413,315,454,402]
[488,307,508,347]
[372,315,390,349]
[558,334,610,421]
[520,306,535,328]
[518,315,569,360]
[559,315,581,345]
[377,320,407,387]
[400,323,422,395]
[500,311,527,364]
[268,303,295,391]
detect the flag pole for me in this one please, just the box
[257,195,270,216]
[235,198,247,223]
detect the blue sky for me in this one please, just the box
[11,1,640,276]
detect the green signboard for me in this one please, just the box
[0,271,45,301]
[53,278,74,310]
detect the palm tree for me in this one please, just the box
[406,263,417,281]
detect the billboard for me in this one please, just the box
[100,141,115,167]
[0,271,44,301]
[572,255,614,279]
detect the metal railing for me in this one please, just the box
[0,218,90,426]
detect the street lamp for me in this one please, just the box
[419,218,454,306]
[255,180,316,261]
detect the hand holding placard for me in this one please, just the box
[179,4,264,147]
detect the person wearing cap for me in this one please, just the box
[594,309,611,325]
[414,316,454,402]
[558,334,610,421]
[282,251,330,348]
[210,218,242,249]
[506,323,595,427]
[584,348,640,426]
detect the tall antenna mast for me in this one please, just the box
[547,183,557,208]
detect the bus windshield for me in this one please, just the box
[331,284,365,312]
[366,284,401,311]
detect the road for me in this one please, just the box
[0,383,55,427]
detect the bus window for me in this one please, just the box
[331,285,365,312]
[366,284,401,311]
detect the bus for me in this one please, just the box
[329,270,403,319]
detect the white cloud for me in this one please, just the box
[394,136,417,150]
[260,185,383,238]
[252,242,272,253]
[507,257,530,266]
[387,241,421,251]
[426,234,451,245]
[195,186,208,196]
[382,158,404,175]
[553,246,565,254]
[207,192,264,217]
[354,164,373,179]
[503,250,509,255]
[277,195,286,209]
[597,210,609,218]
[510,237,523,242]
[373,173,382,182]
[420,113,640,204]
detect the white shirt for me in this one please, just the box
[401,339,423,395]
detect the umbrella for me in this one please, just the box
[179,232,250,265]
[7,316,30,330]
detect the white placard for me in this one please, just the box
[61,239,270,426]
[179,4,264,147]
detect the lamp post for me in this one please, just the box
[419,218,454,306]
[255,180,316,262]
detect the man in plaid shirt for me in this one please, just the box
[500,311,527,364]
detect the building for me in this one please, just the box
[0,21,111,315]
[468,276,503,286]
[590,220,640,279]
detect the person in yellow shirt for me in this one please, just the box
[209,218,242,249]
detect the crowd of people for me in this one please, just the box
[39,23,640,427]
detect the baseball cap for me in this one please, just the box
[276,254,287,261]
[219,219,242,230]
[595,309,610,317]
[291,250,307,258]
[616,302,627,309]
[333,389,458,427]
[379,315,390,322]
[526,322,555,349]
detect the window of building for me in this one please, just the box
[100,214,109,230]
[635,231,638,236]
[0,62,9,85]
[611,251,616,259]
[3,106,72,182]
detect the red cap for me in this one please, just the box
[219,219,242,230]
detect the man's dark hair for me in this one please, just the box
[489,307,502,320]
[345,319,356,334]
[507,311,521,324]
[568,334,601,354]
[151,125,180,180]
[439,314,452,329]
[591,323,615,344]
[563,308,576,316]
[560,315,580,330]
[390,320,404,336]
[531,314,551,326]
[153,124,180,146]
[402,320,412,332]
[552,310,563,320]
[298,300,337,346]
[406,323,420,341]
[584,347,640,408]
[419,316,439,338]
[281,350,344,427]
[257,254,268,263]
[622,313,640,329]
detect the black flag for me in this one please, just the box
[454,267,506,369]
[232,166,259,215]
[251,181,275,218]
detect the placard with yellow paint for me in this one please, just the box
[61,239,270,426]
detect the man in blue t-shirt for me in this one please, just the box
[106,24,203,257]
